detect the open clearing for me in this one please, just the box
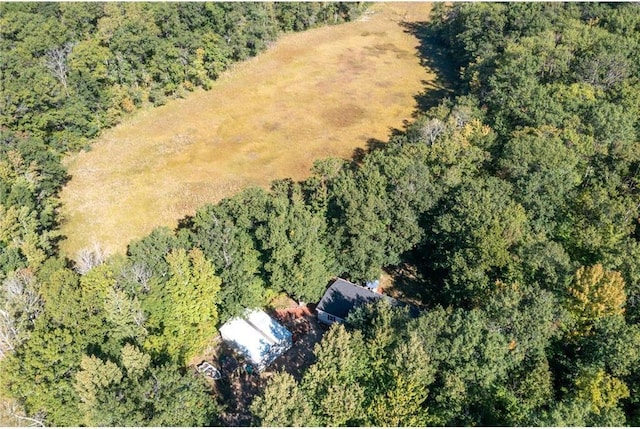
[59,2,443,257]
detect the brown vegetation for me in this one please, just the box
[59,3,438,257]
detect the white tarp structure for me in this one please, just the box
[219,309,292,372]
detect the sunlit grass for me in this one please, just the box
[59,3,441,258]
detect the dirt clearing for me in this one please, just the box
[59,3,442,257]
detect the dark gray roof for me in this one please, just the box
[316,278,395,319]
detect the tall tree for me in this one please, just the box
[74,345,218,426]
[258,180,334,303]
[250,372,317,427]
[301,324,368,426]
[566,264,627,337]
[145,248,221,363]
[429,176,529,307]
[187,199,266,321]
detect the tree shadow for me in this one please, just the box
[351,134,403,164]
[213,344,267,427]
[384,245,449,310]
[351,137,385,163]
[269,312,325,382]
[347,19,459,165]
[384,262,429,309]
[401,20,458,115]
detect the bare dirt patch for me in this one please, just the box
[270,309,325,381]
[59,2,441,257]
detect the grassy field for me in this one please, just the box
[59,2,445,258]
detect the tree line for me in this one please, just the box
[0,2,366,283]
[0,2,367,425]
[1,1,640,426]
[253,2,640,426]
[0,2,365,151]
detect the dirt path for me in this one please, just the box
[59,3,441,258]
[270,312,326,380]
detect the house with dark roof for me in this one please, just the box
[316,278,396,325]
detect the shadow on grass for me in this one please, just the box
[347,19,459,166]
[351,137,388,163]
[401,20,458,115]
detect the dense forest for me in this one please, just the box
[2,2,640,427]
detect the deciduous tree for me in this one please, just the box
[146,248,221,363]
[250,372,317,426]
[566,264,626,336]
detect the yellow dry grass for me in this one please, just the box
[59,2,441,258]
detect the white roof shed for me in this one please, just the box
[219,309,292,372]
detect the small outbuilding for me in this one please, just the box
[219,309,292,372]
[316,278,396,325]
[197,361,222,380]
